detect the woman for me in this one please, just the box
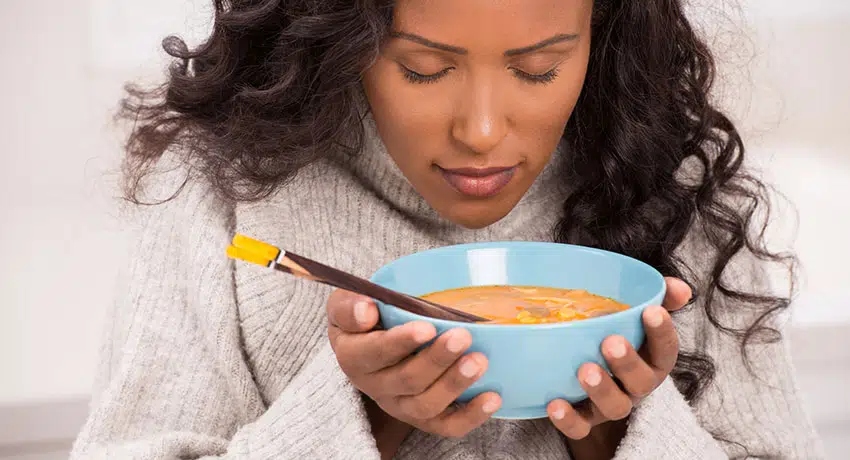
[72,0,823,458]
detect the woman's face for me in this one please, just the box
[363,0,593,228]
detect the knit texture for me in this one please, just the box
[72,118,824,459]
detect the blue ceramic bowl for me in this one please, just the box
[370,241,666,420]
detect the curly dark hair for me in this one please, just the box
[121,0,793,407]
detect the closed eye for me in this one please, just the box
[400,65,453,84]
[511,67,560,84]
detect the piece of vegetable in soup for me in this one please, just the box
[421,285,629,324]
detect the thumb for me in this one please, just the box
[327,289,380,333]
[662,277,695,313]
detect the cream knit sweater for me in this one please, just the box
[71,119,823,459]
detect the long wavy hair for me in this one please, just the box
[121,0,793,406]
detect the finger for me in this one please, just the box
[662,277,693,312]
[332,321,437,375]
[371,328,473,396]
[578,363,633,422]
[396,352,489,420]
[641,306,679,376]
[548,399,592,439]
[601,335,658,398]
[423,391,502,439]
[326,289,379,333]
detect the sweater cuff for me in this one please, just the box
[613,378,725,459]
[230,343,380,459]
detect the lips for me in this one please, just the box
[439,165,517,198]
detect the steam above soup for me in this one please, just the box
[421,285,629,324]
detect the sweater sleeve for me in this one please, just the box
[613,246,824,459]
[70,169,380,460]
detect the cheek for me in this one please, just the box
[362,59,449,163]
[510,64,588,160]
[518,72,585,135]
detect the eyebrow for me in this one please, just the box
[390,31,579,57]
[504,33,580,56]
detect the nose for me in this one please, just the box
[451,82,508,155]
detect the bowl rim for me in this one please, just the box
[369,241,667,331]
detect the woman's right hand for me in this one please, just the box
[327,289,502,440]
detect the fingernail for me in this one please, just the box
[445,331,467,354]
[482,399,500,414]
[412,324,434,343]
[552,407,565,420]
[609,338,627,359]
[585,368,602,387]
[353,301,370,325]
[646,307,664,328]
[459,358,480,378]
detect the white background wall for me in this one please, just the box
[0,0,847,458]
[0,0,212,409]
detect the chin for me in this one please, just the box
[438,201,516,229]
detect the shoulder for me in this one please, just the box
[675,218,779,301]
[120,150,235,276]
[673,213,793,343]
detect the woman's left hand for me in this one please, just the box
[547,277,694,442]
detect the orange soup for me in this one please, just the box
[421,285,629,324]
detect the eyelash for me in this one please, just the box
[511,67,560,84]
[399,65,560,85]
[401,66,452,84]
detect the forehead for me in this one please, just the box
[392,0,592,49]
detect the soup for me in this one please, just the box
[421,285,630,324]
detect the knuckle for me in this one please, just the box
[630,377,658,398]
[334,342,375,379]
[370,342,391,365]
[335,357,354,376]
[431,425,453,438]
[660,343,680,370]
[426,347,457,369]
[660,330,680,351]
[628,387,651,400]
[606,401,633,421]
[447,369,475,392]
[336,363,354,378]
[556,414,578,432]
[554,411,586,439]
[442,426,466,439]
[591,381,615,400]
[564,420,591,439]
[435,419,471,439]
[356,384,381,402]
[575,424,592,439]
[405,398,443,421]
[665,333,680,350]
[395,368,427,395]
[615,355,640,374]
[355,386,376,401]
[331,346,355,373]
[669,340,680,357]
